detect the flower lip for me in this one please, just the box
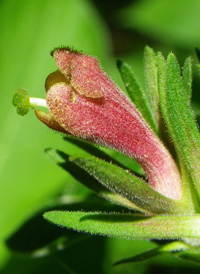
[51,48,104,98]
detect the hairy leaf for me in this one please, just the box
[143,46,160,129]
[157,52,200,207]
[69,155,185,214]
[63,136,143,176]
[46,149,143,212]
[117,59,157,133]
[182,57,192,101]
[44,211,200,241]
[114,241,188,265]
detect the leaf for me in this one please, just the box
[157,52,200,205]
[116,59,157,133]
[44,211,200,241]
[143,46,160,128]
[175,246,200,265]
[182,57,192,101]
[114,241,188,265]
[46,149,143,212]
[69,154,185,214]
[64,136,144,176]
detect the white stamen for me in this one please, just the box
[29,97,47,108]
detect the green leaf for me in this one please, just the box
[114,241,188,265]
[182,57,192,101]
[143,46,160,129]
[116,59,157,133]
[44,211,200,241]
[157,52,200,207]
[46,149,142,212]
[175,245,200,265]
[69,154,185,215]
[64,136,144,176]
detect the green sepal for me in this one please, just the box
[69,154,185,215]
[45,149,143,212]
[44,211,200,241]
[116,59,157,134]
[12,88,30,116]
[157,52,200,206]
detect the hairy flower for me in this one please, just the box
[13,46,200,266]
[35,47,182,200]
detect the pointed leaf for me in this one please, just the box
[175,246,200,265]
[114,247,161,265]
[69,155,185,214]
[182,57,192,101]
[64,136,144,176]
[114,241,188,265]
[144,46,160,128]
[46,149,143,212]
[157,52,200,204]
[44,211,200,241]
[63,136,143,176]
[116,59,157,133]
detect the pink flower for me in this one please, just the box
[36,47,182,200]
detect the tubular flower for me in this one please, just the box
[35,47,182,200]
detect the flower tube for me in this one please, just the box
[35,47,182,200]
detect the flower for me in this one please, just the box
[13,46,200,266]
[35,47,182,200]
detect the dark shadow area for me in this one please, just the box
[2,236,106,274]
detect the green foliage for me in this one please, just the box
[44,211,200,241]
[143,47,160,130]
[117,59,157,134]
[46,148,142,211]
[157,52,200,207]
[69,154,185,215]
[113,241,197,266]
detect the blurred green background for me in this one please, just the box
[1,0,200,273]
